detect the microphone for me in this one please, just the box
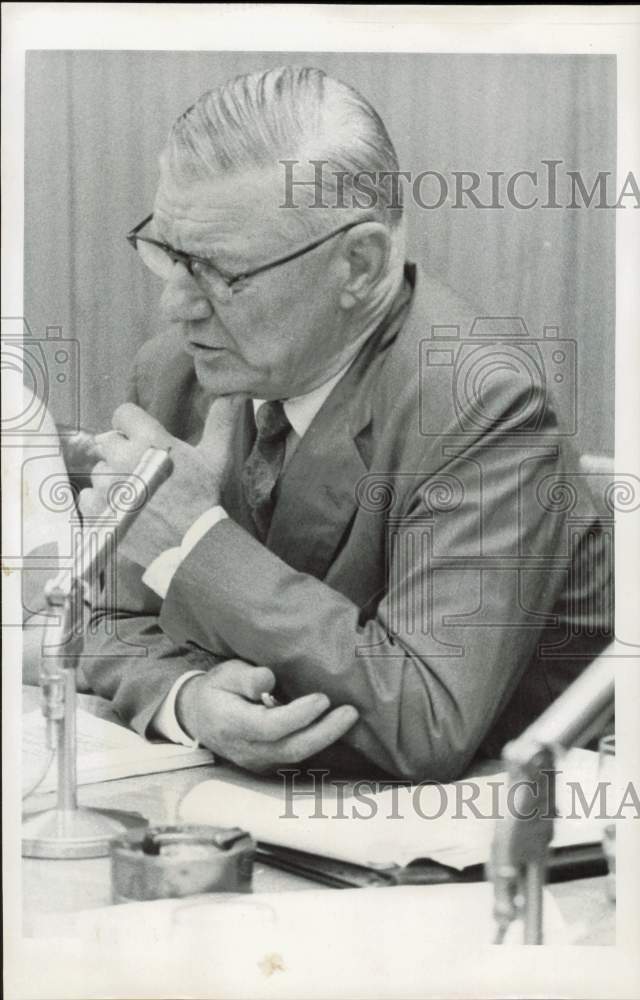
[44,446,173,600]
[23,445,175,859]
[489,647,615,943]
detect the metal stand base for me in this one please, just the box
[22,806,148,859]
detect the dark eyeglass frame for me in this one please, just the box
[126,214,371,293]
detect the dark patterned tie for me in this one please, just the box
[241,400,292,541]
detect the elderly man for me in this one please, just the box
[80,66,611,781]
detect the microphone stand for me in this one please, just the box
[489,647,615,943]
[22,448,173,859]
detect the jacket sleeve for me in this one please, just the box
[79,346,226,735]
[80,614,227,736]
[157,429,589,782]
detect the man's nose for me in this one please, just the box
[160,262,213,322]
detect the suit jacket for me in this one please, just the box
[83,266,612,781]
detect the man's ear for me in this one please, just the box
[338,222,392,309]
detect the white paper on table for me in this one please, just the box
[179,747,604,870]
[22,708,213,794]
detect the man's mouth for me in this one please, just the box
[185,341,225,355]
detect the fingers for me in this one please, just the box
[198,395,245,451]
[89,459,127,501]
[226,690,340,743]
[255,693,332,741]
[272,704,359,762]
[78,453,142,518]
[210,660,276,701]
[78,482,108,518]
[93,430,145,471]
[95,410,174,475]
[188,667,360,772]
[112,402,174,449]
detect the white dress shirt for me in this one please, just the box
[146,364,351,745]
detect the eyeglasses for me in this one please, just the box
[126,214,370,304]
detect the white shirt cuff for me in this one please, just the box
[151,670,206,747]
[142,505,228,599]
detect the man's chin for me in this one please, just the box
[192,352,254,396]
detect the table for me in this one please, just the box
[21,690,615,945]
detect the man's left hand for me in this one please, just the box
[79,398,243,567]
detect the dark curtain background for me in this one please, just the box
[24,51,615,456]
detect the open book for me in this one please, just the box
[179,748,604,871]
[22,708,213,795]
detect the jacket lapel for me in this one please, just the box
[266,276,414,577]
[266,383,370,577]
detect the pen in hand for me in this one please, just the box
[260,692,281,708]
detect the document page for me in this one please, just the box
[22,708,213,794]
[180,748,604,870]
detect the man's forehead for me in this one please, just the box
[154,167,284,228]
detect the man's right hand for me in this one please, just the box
[176,659,359,773]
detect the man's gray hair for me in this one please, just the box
[163,66,405,241]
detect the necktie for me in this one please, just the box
[241,400,292,540]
